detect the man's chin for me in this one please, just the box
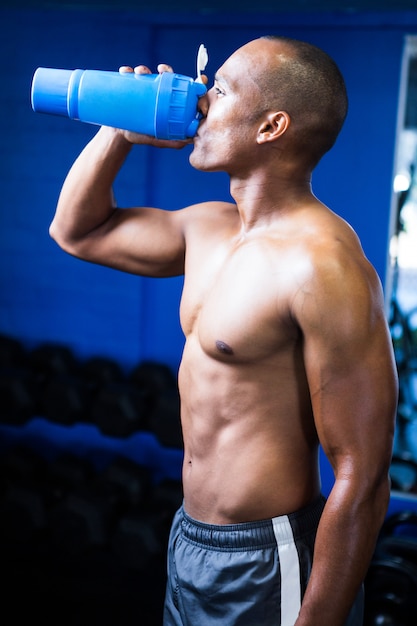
[189,152,206,171]
[189,151,218,173]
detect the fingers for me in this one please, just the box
[121,128,192,150]
[119,65,152,75]
[119,64,174,75]
[119,65,134,74]
[134,65,152,75]
[119,64,207,86]
[156,63,173,74]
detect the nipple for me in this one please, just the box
[216,340,234,356]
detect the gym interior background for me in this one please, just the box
[1,2,417,624]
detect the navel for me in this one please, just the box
[216,340,234,356]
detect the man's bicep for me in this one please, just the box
[295,266,397,479]
[306,330,396,477]
[69,205,188,277]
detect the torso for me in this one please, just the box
[177,199,356,524]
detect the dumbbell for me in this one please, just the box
[46,451,95,496]
[106,462,183,571]
[46,456,152,559]
[0,334,27,369]
[0,444,47,488]
[39,373,92,425]
[90,380,150,437]
[110,508,165,571]
[129,360,184,447]
[148,389,183,449]
[0,446,51,553]
[365,510,417,625]
[130,360,177,395]
[377,510,417,572]
[47,482,118,558]
[40,353,125,426]
[27,342,82,419]
[152,478,183,516]
[81,355,124,391]
[0,340,85,426]
[29,342,78,382]
[150,478,183,541]
[99,456,152,508]
[364,556,417,626]
[381,510,417,540]
[0,482,48,549]
[0,450,96,553]
[0,332,35,426]
[0,367,38,425]
[114,478,184,567]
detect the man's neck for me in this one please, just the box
[229,171,314,233]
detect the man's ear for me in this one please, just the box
[257,111,290,144]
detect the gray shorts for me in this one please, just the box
[163,496,364,626]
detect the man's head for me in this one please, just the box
[192,36,348,174]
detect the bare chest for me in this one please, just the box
[180,239,301,361]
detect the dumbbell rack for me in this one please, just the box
[0,335,184,625]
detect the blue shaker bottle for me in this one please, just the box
[30,67,207,140]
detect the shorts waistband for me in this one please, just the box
[180,496,326,550]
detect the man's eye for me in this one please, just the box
[215,86,225,96]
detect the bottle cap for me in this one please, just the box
[154,72,207,140]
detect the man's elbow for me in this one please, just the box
[49,219,59,243]
[362,458,393,530]
[49,219,78,256]
[49,219,66,249]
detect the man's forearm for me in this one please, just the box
[50,126,133,247]
[295,478,390,625]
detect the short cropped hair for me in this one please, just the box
[259,36,348,167]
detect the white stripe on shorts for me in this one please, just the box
[272,515,302,626]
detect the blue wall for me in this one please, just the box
[1,8,417,513]
[1,8,416,373]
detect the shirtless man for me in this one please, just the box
[49,36,398,626]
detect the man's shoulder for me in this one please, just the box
[290,203,365,267]
[180,200,238,236]
[284,202,383,310]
